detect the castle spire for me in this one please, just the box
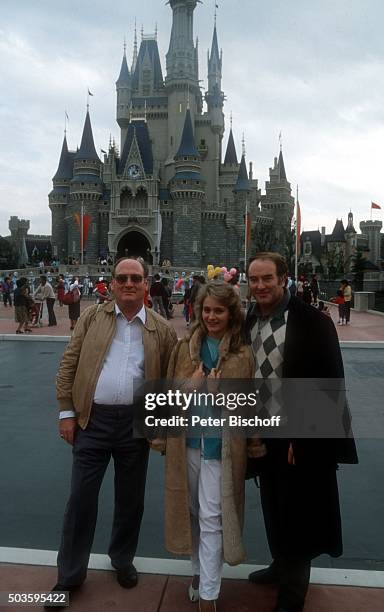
[175,108,199,159]
[75,111,100,161]
[206,14,223,111]
[116,48,131,85]
[132,19,138,73]
[235,154,250,192]
[278,149,287,181]
[53,134,73,180]
[224,128,238,165]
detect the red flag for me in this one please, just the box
[371,202,381,210]
[296,200,301,256]
[74,213,92,248]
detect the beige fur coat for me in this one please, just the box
[164,327,265,565]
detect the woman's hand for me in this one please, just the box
[206,367,221,393]
[183,362,206,392]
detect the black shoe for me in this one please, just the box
[248,561,281,585]
[115,563,138,589]
[43,583,80,609]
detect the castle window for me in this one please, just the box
[183,205,188,215]
[92,223,97,235]
[192,240,198,254]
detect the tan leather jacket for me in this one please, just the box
[56,300,178,429]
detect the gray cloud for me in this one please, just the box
[1,0,383,237]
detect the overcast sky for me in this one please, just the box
[1,0,384,238]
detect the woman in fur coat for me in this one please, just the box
[164,281,265,612]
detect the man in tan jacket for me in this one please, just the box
[46,258,177,607]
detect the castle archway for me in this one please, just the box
[117,231,153,264]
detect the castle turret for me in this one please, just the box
[165,0,202,160]
[49,134,74,261]
[224,128,238,166]
[69,111,103,261]
[205,21,224,135]
[360,219,383,268]
[170,109,205,266]
[116,49,132,149]
[260,147,294,254]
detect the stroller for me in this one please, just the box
[29,299,44,327]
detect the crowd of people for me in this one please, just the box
[41,253,357,612]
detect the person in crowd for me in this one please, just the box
[331,289,346,325]
[287,276,297,297]
[161,277,173,319]
[2,276,13,307]
[245,252,357,612]
[94,277,109,304]
[56,274,65,307]
[88,278,94,299]
[34,275,57,327]
[340,279,352,325]
[296,275,304,299]
[310,274,320,304]
[183,281,192,326]
[150,273,168,318]
[317,300,331,318]
[45,257,177,608]
[164,281,266,612]
[189,275,202,321]
[302,278,312,305]
[14,277,32,334]
[67,277,81,331]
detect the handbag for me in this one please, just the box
[62,287,80,305]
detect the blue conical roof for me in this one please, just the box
[116,53,131,85]
[235,155,250,191]
[175,109,200,158]
[210,25,220,61]
[224,129,238,165]
[75,111,100,161]
[53,135,74,180]
[278,150,286,180]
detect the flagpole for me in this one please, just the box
[295,185,298,281]
[81,201,84,265]
[245,195,248,271]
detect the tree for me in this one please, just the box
[351,248,365,291]
[0,237,18,269]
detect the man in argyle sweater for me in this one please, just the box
[245,252,358,612]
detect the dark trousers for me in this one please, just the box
[57,404,149,586]
[46,298,57,325]
[344,302,351,323]
[259,468,312,611]
[3,293,12,306]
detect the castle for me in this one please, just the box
[49,0,294,268]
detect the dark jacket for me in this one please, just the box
[245,295,358,559]
[245,295,358,467]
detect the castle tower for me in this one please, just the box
[116,47,132,150]
[360,219,383,267]
[165,0,202,161]
[8,216,30,266]
[205,21,224,136]
[233,154,251,267]
[49,134,74,261]
[260,148,294,254]
[169,108,205,266]
[69,111,102,261]
[345,211,357,272]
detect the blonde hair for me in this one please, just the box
[191,281,244,353]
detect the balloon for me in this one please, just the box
[175,278,184,289]
[224,272,232,282]
[214,267,222,277]
[230,268,237,276]
[221,266,227,273]
[207,264,214,271]
[207,268,215,280]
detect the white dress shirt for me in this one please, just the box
[60,304,146,419]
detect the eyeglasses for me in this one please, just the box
[114,274,144,284]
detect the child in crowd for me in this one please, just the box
[331,290,345,325]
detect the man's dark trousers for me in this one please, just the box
[46,298,57,326]
[57,403,149,586]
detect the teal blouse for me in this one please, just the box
[186,335,222,460]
